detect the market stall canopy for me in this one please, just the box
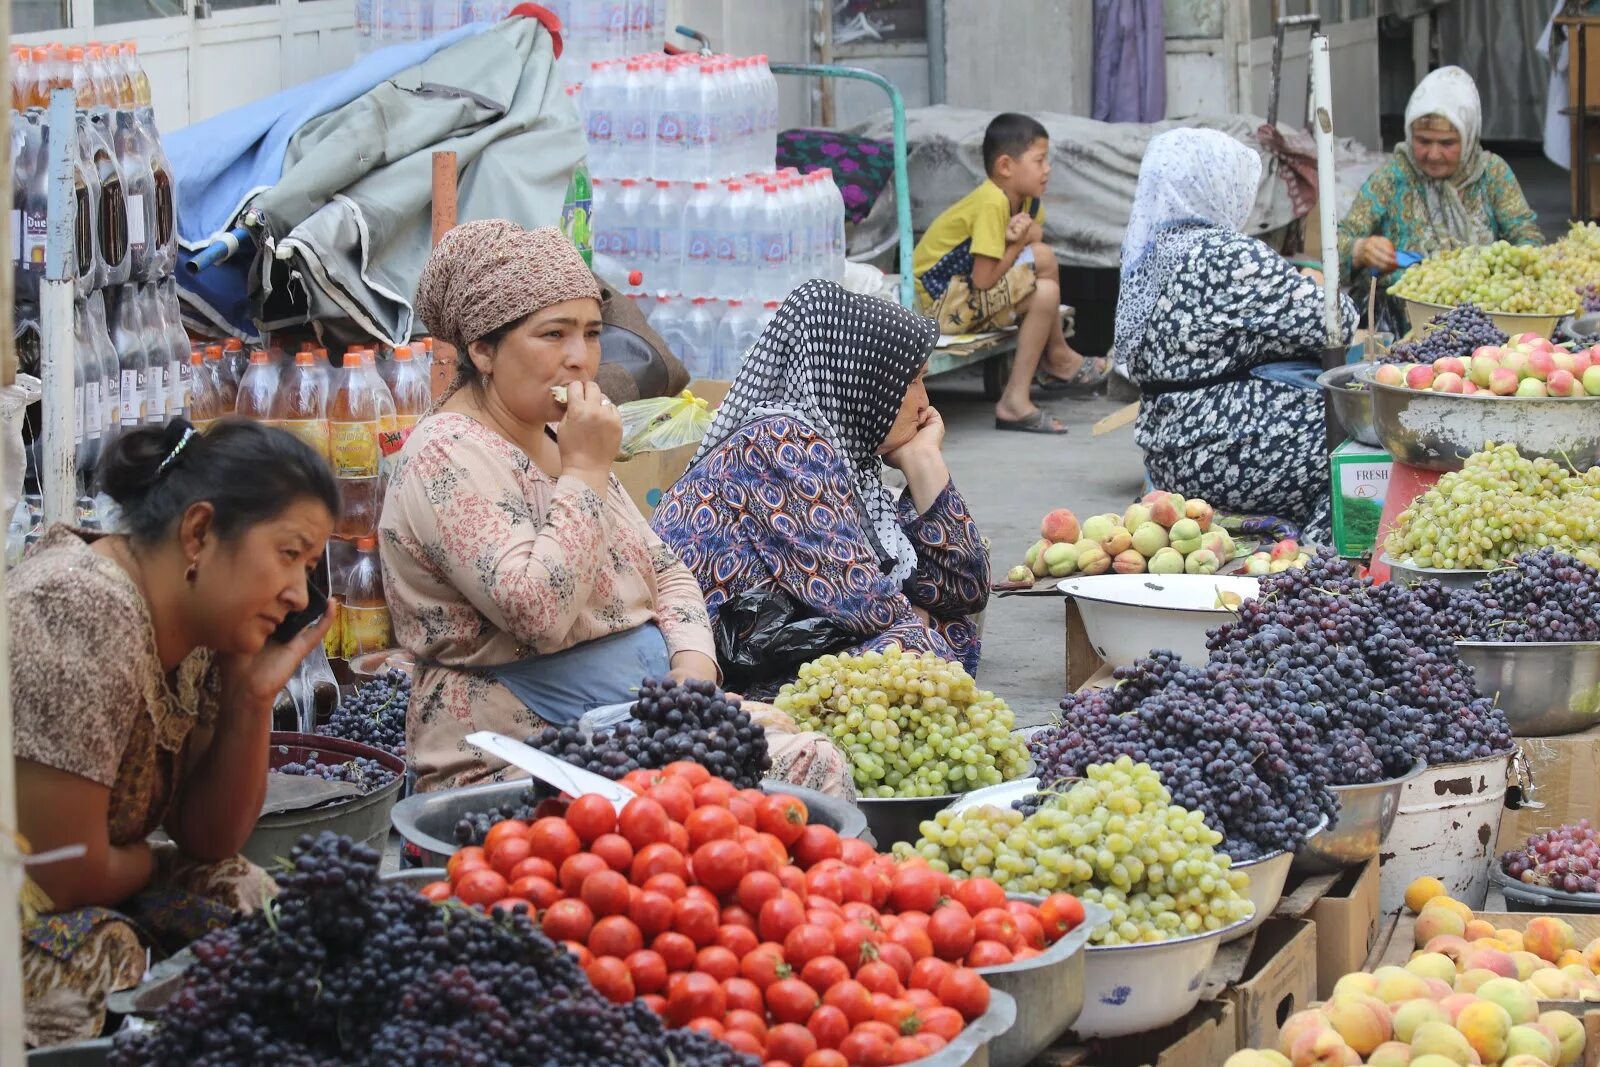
[846,104,1383,271]
[167,16,581,344]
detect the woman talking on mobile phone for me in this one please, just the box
[14,418,339,1047]
[381,221,719,795]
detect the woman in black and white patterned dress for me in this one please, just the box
[1114,129,1356,542]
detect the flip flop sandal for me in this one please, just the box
[995,409,1069,434]
[1035,356,1112,395]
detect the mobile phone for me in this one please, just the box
[273,551,331,643]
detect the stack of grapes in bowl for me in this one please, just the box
[1496,820,1600,913]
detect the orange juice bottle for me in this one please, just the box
[203,344,237,412]
[273,350,330,461]
[122,42,152,108]
[341,536,392,656]
[188,349,217,431]
[234,349,279,423]
[109,43,136,109]
[330,354,381,539]
[389,345,431,432]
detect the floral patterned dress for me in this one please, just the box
[1122,228,1358,543]
[650,415,990,697]
[379,412,717,793]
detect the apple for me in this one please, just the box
[1432,356,1467,377]
[1548,368,1579,397]
[1430,371,1464,393]
[1405,364,1436,390]
[1516,377,1548,398]
[1490,367,1520,396]
[1468,352,1500,387]
[1527,350,1556,382]
[1584,364,1600,397]
[1374,363,1404,386]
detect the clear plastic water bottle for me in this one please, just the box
[711,298,751,380]
[823,168,847,280]
[687,63,718,180]
[584,61,619,178]
[652,179,684,295]
[713,180,753,301]
[653,294,691,367]
[613,177,644,276]
[754,183,789,303]
[590,177,615,273]
[682,297,720,380]
[626,0,654,55]
[681,180,717,299]
[600,0,628,61]
[654,59,690,182]
[618,60,652,178]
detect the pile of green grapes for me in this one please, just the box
[1385,443,1600,569]
[1391,241,1577,314]
[774,647,1031,798]
[901,758,1254,944]
[1547,221,1600,295]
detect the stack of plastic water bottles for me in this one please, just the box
[356,0,669,66]
[579,54,848,381]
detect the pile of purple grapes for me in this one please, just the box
[1378,303,1506,365]
[1502,820,1600,895]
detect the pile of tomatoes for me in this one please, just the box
[423,762,1086,1067]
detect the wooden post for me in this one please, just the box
[429,151,459,400]
[40,88,77,528]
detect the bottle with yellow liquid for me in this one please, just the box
[273,350,330,460]
[342,536,392,657]
[330,354,381,539]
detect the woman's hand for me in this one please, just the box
[1353,236,1398,273]
[668,650,719,686]
[559,381,624,492]
[1299,266,1326,286]
[218,605,336,716]
[883,406,945,470]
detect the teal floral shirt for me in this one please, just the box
[1337,151,1541,286]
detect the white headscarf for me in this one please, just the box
[1113,128,1263,361]
[1397,65,1493,252]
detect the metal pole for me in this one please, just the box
[925,0,946,105]
[40,88,77,528]
[429,151,459,400]
[1310,33,1341,343]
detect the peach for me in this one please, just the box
[1040,508,1080,544]
[1100,525,1133,555]
[1406,1058,1468,1067]
[1579,936,1600,972]
[1403,956,1458,987]
[1574,348,1595,375]
[1454,999,1512,1064]
[1460,380,1480,394]
[1477,976,1540,1024]
[1183,497,1214,531]
[1224,1054,1293,1067]
[1325,993,1392,1055]
[1122,502,1153,531]
[1561,963,1592,984]
[1473,937,1514,953]
[1454,969,1501,995]
[1555,949,1585,970]
[1080,514,1116,543]
[1424,978,1456,1001]
[1539,1009,1584,1066]
[1490,367,1520,395]
[1278,1009,1334,1057]
[1406,364,1437,390]
[1467,352,1500,387]
[1438,992,1479,1024]
[1501,1058,1556,1067]
[1503,349,1531,377]
[1076,547,1111,575]
[1424,935,1473,965]
[1149,498,1181,529]
[1392,998,1451,1043]
[1510,950,1551,980]
[1423,896,1474,925]
[1140,489,1172,506]
[1463,920,1497,942]
[1289,1029,1360,1067]
[1517,376,1549,397]
[1409,1019,1477,1063]
[1525,967,1580,1000]
[1333,973,1381,1000]
[1433,356,1467,377]
[1365,1042,1413,1067]
[1504,1021,1561,1065]
[1112,549,1147,575]
[1496,929,1527,953]
[1416,907,1469,946]
[1527,349,1556,381]
[1271,538,1301,562]
[1524,917,1577,963]
[1375,363,1405,386]
[1431,371,1465,393]
[1460,947,1517,978]
[1553,350,1578,373]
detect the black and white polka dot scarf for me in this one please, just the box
[691,280,938,585]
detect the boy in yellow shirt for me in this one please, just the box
[913,113,1103,433]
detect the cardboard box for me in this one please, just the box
[1033,1000,1236,1067]
[1063,598,1107,693]
[1306,857,1381,998]
[1377,911,1600,973]
[613,380,730,517]
[1329,440,1391,558]
[1225,919,1318,1052]
[1500,722,1600,851]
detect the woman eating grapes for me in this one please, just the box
[650,281,991,699]
[15,419,337,1047]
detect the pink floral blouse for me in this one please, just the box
[378,412,716,792]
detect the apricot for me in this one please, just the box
[1453,999,1512,1064]
[1525,916,1578,964]
[1403,955,1458,987]
[1325,993,1392,1056]
[1405,876,1449,915]
[1415,907,1468,947]
[1392,998,1450,1043]
[1366,1041,1413,1067]
[1477,976,1540,1025]
[1539,1008,1585,1066]
[1408,1020,1477,1063]
[1503,1021,1561,1065]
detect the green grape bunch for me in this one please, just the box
[1385,443,1600,570]
[774,646,1031,798]
[1391,241,1578,315]
[899,757,1254,944]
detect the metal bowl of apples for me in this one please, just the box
[1357,344,1600,473]
[1316,363,1380,447]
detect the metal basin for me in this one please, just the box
[1396,297,1567,341]
[913,988,1017,1066]
[857,793,962,850]
[1226,817,1328,942]
[26,1041,111,1065]
[393,778,867,867]
[975,901,1107,1067]
[1056,574,1261,670]
[1380,554,1493,591]
[243,733,406,868]
[1073,916,1253,1039]
[1360,366,1600,472]
[1456,641,1600,737]
[1293,761,1423,874]
[1317,364,1380,447]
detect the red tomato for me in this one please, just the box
[973,908,1018,950]
[966,940,1013,967]
[721,904,756,930]
[875,942,914,986]
[726,794,758,830]
[420,880,453,902]
[791,825,843,870]
[800,955,850,996]
[685,805,741,851]
[558,853,609,897]
[723,1030,765,1057]
[904,988,940,1014]
[666,970,726,1027]
[651,931,697,972]
[909,956,953,992]
[672,895,721,947]
[783,924,837,969]
[839,838,877,868]
[758,892,808,943]
[838,1028,892,1067]
[666,821,690,855]
[640,993,667,1016]
[629,889,675,940]
[834,866,871,904]
[565,794,618,845]
[487,834,533,877]
[717,922,760,959]
[778,865,808,896]
[1012,912,1046,951]
[806,909,844,934]
[446,846,489,883]
[806,1004,850,1050]
[684,885,719,908]
[621,769,658,794]
[533,797,569,820]
[888,867,942,914]
[624,949,667,994]
[873,997,919,1032]
[542,899,595,943]
[455,868,509,907]
[642,872,688,900]
[804,1051,849,1067]
[740,943,793,990]
[1005,900,1037,922]
[692,839,750,896]
[937,967,991,1021]
[509,875,563,909]
[758,794,809,845]
[646,780,695,824]
[952,877,1006,916]
[888,1036,932,1064]
[766,1022,819,1065]
[585,956,635,1003]
[821,978,873,1027]
[834,921,882,972]
[590,833,635,873]
[927,905,976,962]
[855,959,902,996]
[805,867,844,904]
[580,869,632,918]
[920,1006,964,1041]
[861,859,895,910]
[563,941,593,967]
[743,836,784,876]
[630,842,688,884]
[618,796,671,849]
[481,819,530,859]
[527,817,582,867]
[723,976,766,1015]
[888,924,933,962]
[694,944,739,981]
[692,778,736,808]
[663,761,711,787]
[1038,893,1087,942]
[685,1017,724,1039]
[507,855,559,884]
[724,1007,769,1042]
[589,915,644,958]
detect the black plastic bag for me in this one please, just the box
[713,583,859,691]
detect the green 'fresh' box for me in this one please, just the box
[1330,440,1391,558]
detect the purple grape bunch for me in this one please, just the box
[1379,303,1506,365]
[1503,820,1600,895]
[1432,548,1600,643]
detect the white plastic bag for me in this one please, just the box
[0,373,41,523]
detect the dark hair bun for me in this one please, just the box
[98,420,192,508]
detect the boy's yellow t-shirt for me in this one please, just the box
[912,179,1044,305]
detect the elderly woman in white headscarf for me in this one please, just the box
[1339,66,1541,284]
[1114,128,1357,542]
